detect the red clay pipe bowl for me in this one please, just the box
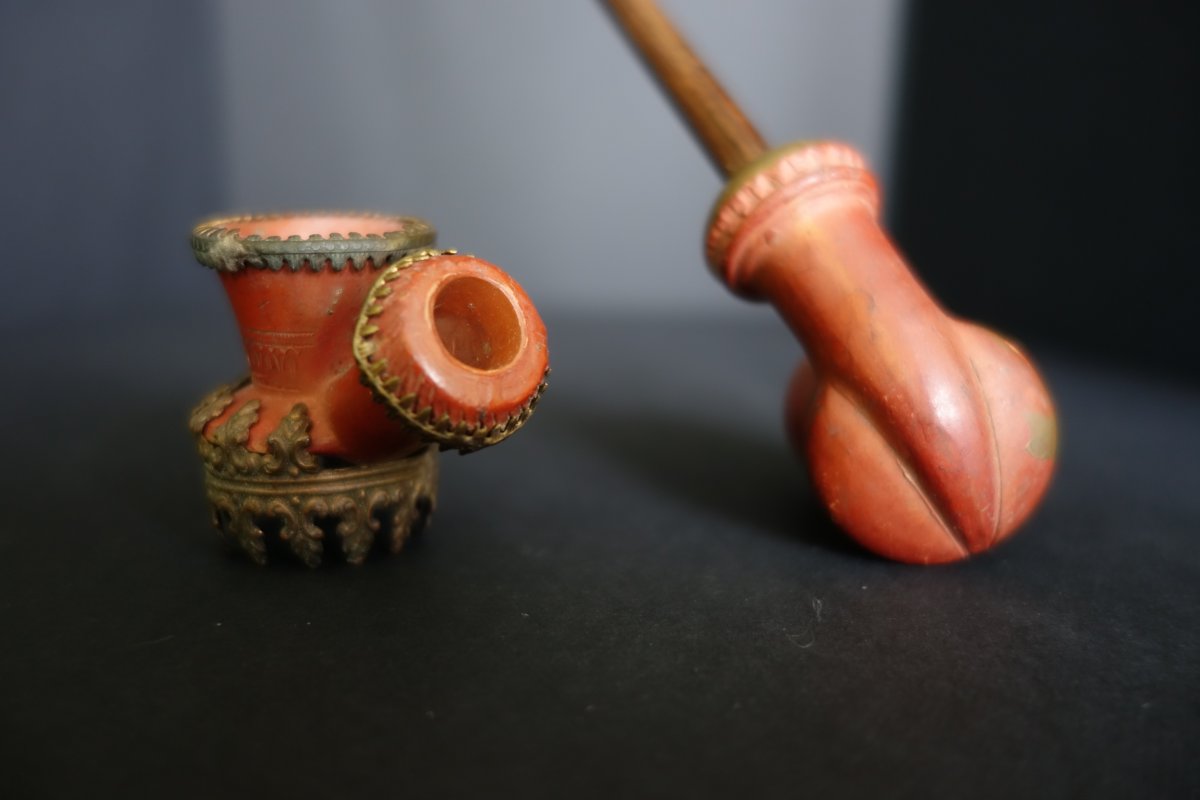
[191,212,549,463]
[353,250,550,453]
[707,143,1057,564]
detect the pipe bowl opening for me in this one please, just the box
[220,213,408,239]
[433,276,522,371]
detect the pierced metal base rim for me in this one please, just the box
[203,447,439,568]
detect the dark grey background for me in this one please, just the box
[0,0,899,332]
[5,0,1194,377]
[2,1,1197,798]
[891,0,1200,383]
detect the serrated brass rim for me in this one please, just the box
[190,210,437,273]
[351,249,549,453]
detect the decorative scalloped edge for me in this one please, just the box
[189,380,438,567]
[188,378,245,436]
[193,388,320,479]
[352,249,550,453]
[705,142,871,272]
[190,211,437,273]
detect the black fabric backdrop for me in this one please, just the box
[891,0,1200,383]
[2,316,1197,798]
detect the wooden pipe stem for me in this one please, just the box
[603,0,767,176]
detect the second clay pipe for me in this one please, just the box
[606,0,1057,563]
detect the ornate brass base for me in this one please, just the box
[203,450,437,567]
[191,382,437,567]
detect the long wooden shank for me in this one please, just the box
[604,0,767,177]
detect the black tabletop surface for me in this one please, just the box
[2,312,1196,798]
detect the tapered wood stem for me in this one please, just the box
[604,0,766,176]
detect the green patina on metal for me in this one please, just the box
[190,211,436,273]
[1026,411,1058,461]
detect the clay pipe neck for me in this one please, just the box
[717,155,952,383]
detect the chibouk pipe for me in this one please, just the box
[189,212,548,566]
[709,145,1056,563]
[606,0,1057,563]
